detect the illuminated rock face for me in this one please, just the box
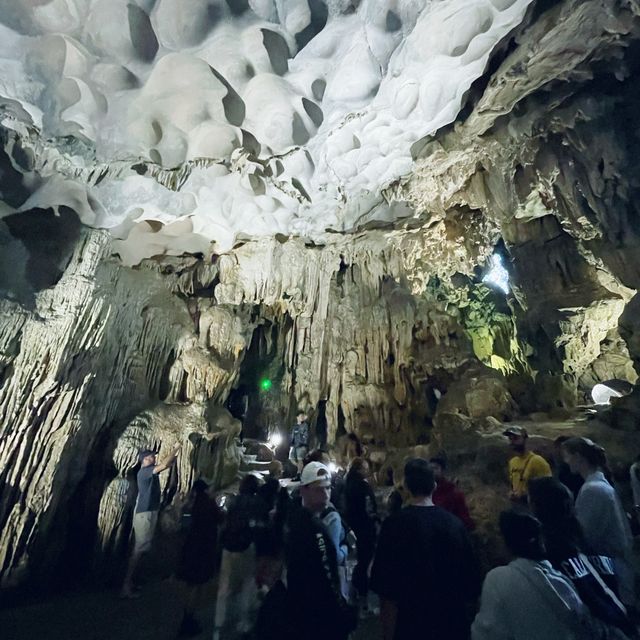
[0,0,533,263]
[0,225,486,587]
[2,0,640,590]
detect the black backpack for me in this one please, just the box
[255,580,295,640]
[220,494,261,552]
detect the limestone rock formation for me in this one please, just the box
[0,0,536,263]
[2,0,640,591]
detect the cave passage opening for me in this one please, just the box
[226,316,289,441]
[482,252,510,294]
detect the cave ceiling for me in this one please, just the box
[0,0,571,266]
[0,0,637,275]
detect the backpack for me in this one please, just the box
[220,495,258,552]
[255,580,296,640]
[320,505,357,554]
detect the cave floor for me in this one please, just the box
[0,577,382,640]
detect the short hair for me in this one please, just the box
[404,458,436,497]
[499,510,544,560]
[239,474,260,495]
[297,410,307,416]
[268,460,283,478]
[349,457,368,475]
[429,456,447,470]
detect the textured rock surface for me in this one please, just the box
[0,0,535,262]
[0,228,243,586]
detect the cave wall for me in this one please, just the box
[0,228,248,587]
[390,0,640,402]
[0,216,517,588]
[2,0,640,591]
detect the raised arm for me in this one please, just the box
[153,443,181,474]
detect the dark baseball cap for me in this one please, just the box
[138,449,158,462]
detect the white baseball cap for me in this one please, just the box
[300,461,331,487]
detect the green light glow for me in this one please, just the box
[259,378,273,391]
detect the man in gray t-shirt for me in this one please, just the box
[120,444,180,598]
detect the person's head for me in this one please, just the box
[299,462,332,513]
[239,473,260,496]
[527,476,574,526]
[561,437,607,477]
[303,449,331,466]
[429,456,447,480]
[138,449,157,468]
[260,477,280,504]
[385,466,394,486]
[268,460,283,480]
[296,411,308,424]
[503,426,528,454]
[553,435,571,461]
[499,510,545,560]
[404,458,436,498]
[193,478,216,501]
[349,457,369,478]
[192,479,208,496]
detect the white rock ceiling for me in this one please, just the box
[0,0,532,264]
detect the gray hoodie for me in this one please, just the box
[472,558,591,640]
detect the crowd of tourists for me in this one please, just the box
[121,418,640,640]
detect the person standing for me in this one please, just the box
[561,437,635,607]
[503,426,552,504]
[429,456,475,531]
[289,411,310,477]
[214,474,269,640]
[553,436,584,499]
[472,510,589,640]
[371,458,479,640]
[315,406,328,451]
[121,443,181,598]
[345,457,378,610]
[177,479,223,636]
[285,461,357,640]
[528,476,636,638]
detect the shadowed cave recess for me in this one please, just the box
[2,0,640,602]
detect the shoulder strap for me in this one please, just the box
[320,505,336,519]
[511,561,587,632]
[579,554,628,616]
[521,453,536,477]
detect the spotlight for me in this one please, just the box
[269,432,282,448]
[259,377,273,391]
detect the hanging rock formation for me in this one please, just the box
[1,0,640,589]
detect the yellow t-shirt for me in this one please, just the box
[508,451,552,498]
